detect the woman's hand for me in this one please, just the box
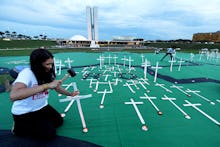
[48,80,62,89]
[54,83,80,97]
[70,90,80,97]
[69,90,79,97]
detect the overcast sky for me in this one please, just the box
[0,0,220,40]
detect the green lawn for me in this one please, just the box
[1,51,219,146]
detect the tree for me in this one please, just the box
[0,31,5,39]
[12,31,17,39]
[5,30,10,38]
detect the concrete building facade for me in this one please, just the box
[192,31,220,43]
[86,6,98,41]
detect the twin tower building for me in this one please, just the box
[86,6,99,47]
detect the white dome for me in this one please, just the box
[70,35,87,41]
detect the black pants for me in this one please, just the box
[161,53,173,61]
[12,105,63,140]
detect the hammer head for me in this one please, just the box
[67,68,76,77]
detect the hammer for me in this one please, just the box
[61,68,76,82]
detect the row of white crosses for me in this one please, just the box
[199,48,220,61]
[54,58,65,76]
[150,58,185,85]
[187,49,218,63]
[89,53,219,132]
[54,57,74,76]
[124,84,220,131]
[96,54,151,130]
[123,78,150,93]
[140,57,161,83]
[98,54,217,103]
[209,49,219,62]
[94,80,114,109]
[95,54,137,100]
[171,85,218,105]
[97,54,182,86]
[55,57,90,133]
[124,57,167,131]
[93,54,155,111]
[168,86,219,126]
[190,51,219,63]
[64,57,74,69]
[168,57,185,72]
[97,54,119,69]
[199,48,209,61]
[122,57,161,93]
[124,55,219,130]
[111,55,135,72]
[84,65,122,109]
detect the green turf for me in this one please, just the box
[0,51,220,147]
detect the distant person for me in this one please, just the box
[5,65,29,92]
[160,47,175,61]
[155,48,161,54]
[10,48,79,140]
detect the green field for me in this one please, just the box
[0,40,220,87]
[0,51,220,146]
[1,40,220,57]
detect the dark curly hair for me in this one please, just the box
[30,48,56,85]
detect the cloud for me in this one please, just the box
[0,0,219,40]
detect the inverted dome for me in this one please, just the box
[70,35,87,41]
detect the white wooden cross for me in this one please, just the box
[155,83,172,93]
[183,100,220,125]
[58,83,73,97]
[128,56,134,71]
[125,98,148,131]
[161,95,190,119]
[97,88,113,109]
[106,54,112,65]
[97,55,104,69]
[169,58,176,72]
[151,62,162,82]
[177,58,185,71]
[59,82,92,133]
[87,78,97,88]
[64,57,74,69]
[121,56,128,68]
[113,54,118,66]
[140,93,162,115]
[141,54,144,63]
[185,89,215,105]
[141,59,151,79]
[54,58,65,76]
[170,85,191,97]
[123,82,136,93]
[190,53,194,62]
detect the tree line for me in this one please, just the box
[0,30,47,40]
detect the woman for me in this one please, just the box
[10,48,79,140]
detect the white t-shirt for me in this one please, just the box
[11,68,49,115]
[167,48,175,54]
